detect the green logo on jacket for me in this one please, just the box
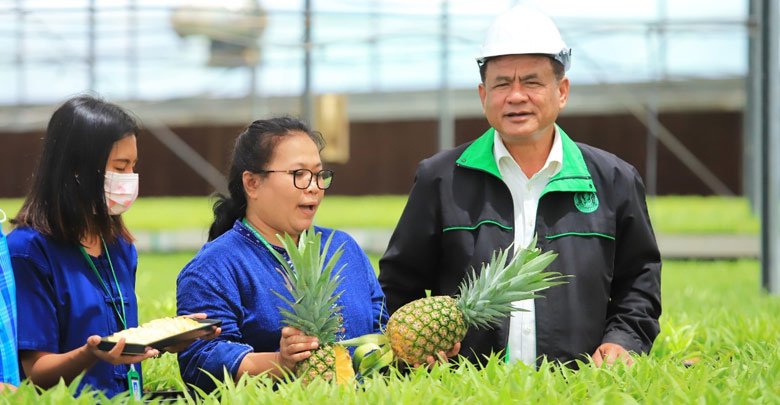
[574,192,599,213]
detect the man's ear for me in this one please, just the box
[478,82,487,112]
[558,77,570,109]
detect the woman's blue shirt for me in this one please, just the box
[176,220,387,392]
[8,226,139,398]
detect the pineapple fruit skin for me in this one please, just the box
[385,296,467,365]
[295,344,354,386]
[296,345,336,385]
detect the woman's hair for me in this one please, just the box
[13,95,139,244]
[208,117,324,241]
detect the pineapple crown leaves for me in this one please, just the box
[269,227,348,346]
[456,236,568,329]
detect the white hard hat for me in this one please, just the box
[476,5,571,71]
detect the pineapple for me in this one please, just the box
[345,238,564,368]
[269,227,356,386]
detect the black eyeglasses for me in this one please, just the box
[258,168,334,190]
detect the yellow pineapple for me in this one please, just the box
[270,228,355,385]
[385,295,467,364]
[345,238,564,368]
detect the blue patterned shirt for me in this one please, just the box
[177,221,387,392]
[0,225,20,386]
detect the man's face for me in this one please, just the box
[478,54,569,145]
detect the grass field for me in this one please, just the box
[139,258,779,402]
[0,195,762,234]
[1,195,775,403]
[5,255,778,403]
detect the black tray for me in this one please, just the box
[98,318,221,355]
[145,390,185,403]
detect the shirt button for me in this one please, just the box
[523,327,532,335]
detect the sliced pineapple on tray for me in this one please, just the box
[98,316,222,355]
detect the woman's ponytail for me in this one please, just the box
[207,175,246,241]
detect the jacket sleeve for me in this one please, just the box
[603,166,662,354]
[378,161,442,314]
[176,263,253,393]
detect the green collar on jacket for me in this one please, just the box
[455,125,596,195]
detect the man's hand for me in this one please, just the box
[592,343,633,367]
[277,327,319,372]
[414,342,461,369]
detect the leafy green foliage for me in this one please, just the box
[457,238,564,328]
[0,192,776,403]
[5,258,778,404]
[269,228,346,345]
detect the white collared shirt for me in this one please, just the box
[493,127,562,366]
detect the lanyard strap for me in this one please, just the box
[242,218,277,252]
[79,237,128,330]
[241,218,295,269]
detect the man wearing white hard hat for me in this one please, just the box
[380,5,661,368]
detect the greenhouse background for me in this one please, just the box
[1,2,780,402]
[0,0,778,289]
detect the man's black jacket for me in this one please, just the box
[379,126,662,366]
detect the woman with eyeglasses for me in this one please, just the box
[176,117,387,392]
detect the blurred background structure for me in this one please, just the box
[0,1,778,289]
[0,0,759,196]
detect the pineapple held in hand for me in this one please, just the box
[345,238,565,368]
[270,228,355,386]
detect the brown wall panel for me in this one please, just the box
[555,112,741,195]
[2,131,45,197]
[136,125,243,196]
[654,112,741,195]
[0,112,742,197]
[327,120,438,195]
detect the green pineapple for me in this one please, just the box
[270,228,355,385]
[345,238,564,368]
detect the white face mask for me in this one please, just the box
[104,171,139,215]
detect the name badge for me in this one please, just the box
[127,364,142,400]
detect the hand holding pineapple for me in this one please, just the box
[277,326,320,372]
[415,342,461,369]
[344,237,566,373]
[269,228,356,386]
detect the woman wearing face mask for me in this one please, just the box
[7,96,215,397]
[176,117,387,392]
